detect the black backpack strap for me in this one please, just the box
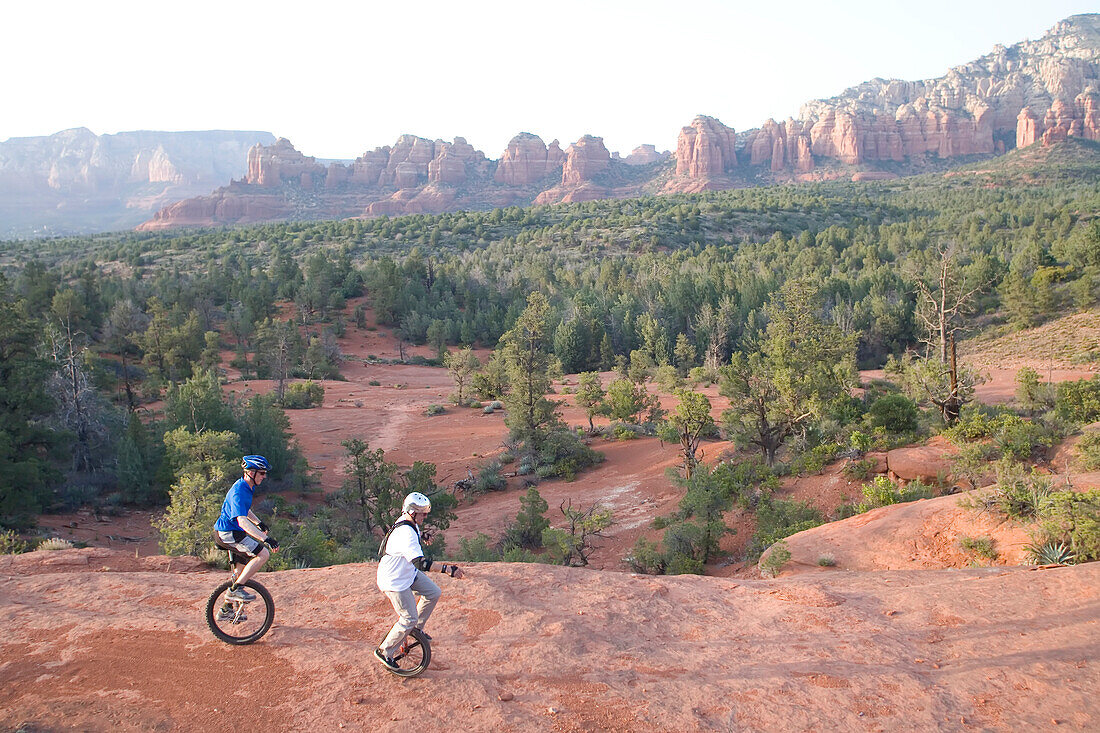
[378,519,418,559]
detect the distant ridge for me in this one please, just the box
[4,14,1100,235]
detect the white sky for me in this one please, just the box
[3,1,1098,159]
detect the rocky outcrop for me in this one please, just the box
[0,128,273,236]
[494,133,564,186]
[622,144,665,165]
[247,138,326,187]
[745,14,1100,174]
[675,116,737,178]
[135,14,1100,229]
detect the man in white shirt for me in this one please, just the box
[375,491,466,669]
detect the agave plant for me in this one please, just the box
[1025,540,1076,565]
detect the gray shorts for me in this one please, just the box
[216,530,262,557]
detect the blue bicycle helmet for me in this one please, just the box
[242,455,270,471]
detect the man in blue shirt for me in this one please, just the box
[214,455,279,601]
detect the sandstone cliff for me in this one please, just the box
[746,13,1100,175]
[0,128,274,236]
[135,13,1100,230]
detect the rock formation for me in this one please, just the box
[133,13,1100,229]
[744,14,1100,174]
[0,128,273,236]
[494,133,564,186]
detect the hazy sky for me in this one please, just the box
[4,1,1097,159]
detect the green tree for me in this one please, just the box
[330,438,400,538]
[575,371,607,432]
[503,487,550,550]
[156,427,241,555]
[673,333,697,376]
[666,389,714,479]
[0,276,59,528]
[164,370,236,434]
[500,292,562,447]
[721,280,857,465]
[604,377,656,423]
[444,347,481,405]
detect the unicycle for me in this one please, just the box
[385,628,431,677]
[205,577,275,644]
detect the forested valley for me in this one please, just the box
[2,138,1099,574]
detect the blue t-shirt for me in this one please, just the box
[215,477,254,532]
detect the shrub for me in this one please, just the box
[456,533,500,562]
[793,442,842,476]
[759,541,791,578]
[993,416,1053,462]
[942,406,1011,443]
[654,365,683,392]
[817,554,836,567]
[949,442,998,489]
[842,458,875,481]
[0,529,27,555]
[1038,490,1100,562]
[857,476,934,512]
[612,424,639,440]
[472,461,507,494]
[483,404,495,414]
[1055,375,1100,424]
[989,463,1053,520]
[501,488,550,551]
[959,536,998,562]
[35,537,75,551]
[201,545,229,569]
[625,538,667,574]
[1076,432,1100,470]
[281,380,325,409]
[868,394,919,434]
[425,404,445,416]
[748,499,823,558]
[849,430,873,454]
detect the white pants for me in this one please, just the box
[380,571,441,657]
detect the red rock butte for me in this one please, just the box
[132,13,1100,230]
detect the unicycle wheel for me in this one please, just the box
[387,627,431,677]
[205,579,274,644]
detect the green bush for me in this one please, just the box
[842,458,875,481]
[759,541,791,578]
[868,394,919,434]
[534,429,603,480]
[942,406,1013,443]
[793,442,842,476]
[280,380,325,409]
[457,533,500,562]
[817,554,836,567]
[993,416,1053,462]
[858,475,933,511]
[959,535,998,561]
[0,529,27,554]
[1076,432,1100,470]
[1038,490,1100,562]
[1055,375,1100,424]
[472,461,507,494]
[425,404,445,416]
[625,538,667,574]
[990,463,1053,520]
[748,499,823,558]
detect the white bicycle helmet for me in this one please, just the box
[402,492,432,514]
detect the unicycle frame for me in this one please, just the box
[385,627,431,677]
